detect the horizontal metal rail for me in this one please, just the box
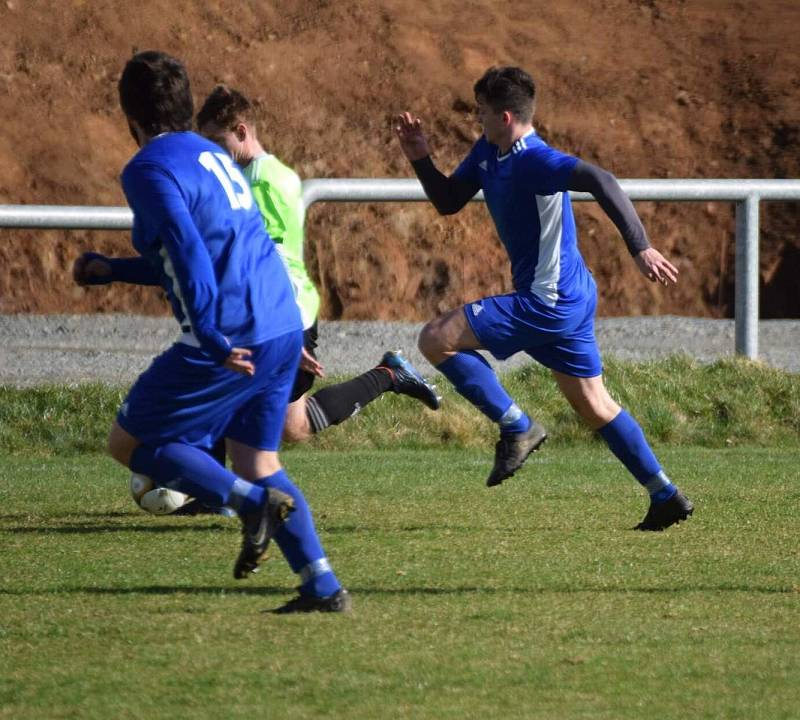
[3,177,800,360]
[300,178,800,207]
[0,204,133,230]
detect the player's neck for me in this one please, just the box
[498,123,534,154]
[239,139,266,168]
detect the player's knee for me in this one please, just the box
[573,402,602,427]
[229,449,282,480]
[417,321,443,361]
[107,426,134,467]
[282,416,312,444]
[572,392,617,429]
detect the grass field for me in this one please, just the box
[2,356,800,456]
[2,444,799,719]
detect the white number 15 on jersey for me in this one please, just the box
[199,151,254,211]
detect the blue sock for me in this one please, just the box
[597,410,677,503]
[438,351,531,433]
[256,470,341,598]
[130,443,264,514]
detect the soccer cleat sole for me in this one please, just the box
[271,587,353,614]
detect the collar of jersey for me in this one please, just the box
[245,151,274,178]
[496,129,537,162]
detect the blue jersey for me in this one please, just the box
[454,131,589,307]
[120,132,301,362]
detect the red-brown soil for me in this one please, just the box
[1,0,798,319]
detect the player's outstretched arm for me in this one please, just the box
[568,160,678,285]
[73,252,161,287]
[395,112,479,216]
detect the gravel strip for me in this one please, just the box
[0,314,797,386]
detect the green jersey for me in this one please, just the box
[243,152,320,329]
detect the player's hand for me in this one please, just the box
[299,346,325,378]
[395,112,431,162]
[73,252,113,286]
[634,247,679,286]
[224,348,255,376]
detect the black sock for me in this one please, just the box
[306,369,393,433]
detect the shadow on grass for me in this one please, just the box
[0,583,795,597]
[0,511,135,520]
[0,522,231,534]
[2,521,588,535]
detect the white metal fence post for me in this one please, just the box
[735,195,760,359]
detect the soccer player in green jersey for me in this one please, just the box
[197,86,441,444]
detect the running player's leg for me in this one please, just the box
[551,370,693,530]
[286,337,439,441]
[282,327,319,443]
[121,427,283,519]
[419,305,528,428]
[109,346,284,519]
[304,352,440,434]
[227,438,346,606]
[282,348,404,441]
[227,331,349,611]
[283,396,313,443]
[282,350,398,442]
[418,302,546,486]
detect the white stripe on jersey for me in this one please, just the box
[530,192,564,307]
[159,247,193,332]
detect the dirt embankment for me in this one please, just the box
[1,1,798,319]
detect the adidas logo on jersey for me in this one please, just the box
[479,160,488,171]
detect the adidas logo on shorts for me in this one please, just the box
[471,302,484,316]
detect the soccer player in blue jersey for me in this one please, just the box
[396,65,693,531]
[77,50,350,612]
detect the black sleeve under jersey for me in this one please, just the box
[567,159,650,256]
[410,156,481,216]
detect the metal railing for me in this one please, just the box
[2,177,800,360]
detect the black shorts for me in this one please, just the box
[289,320,319,403]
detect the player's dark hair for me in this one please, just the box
[118,51,193,136]
[474,66,536,121]
[196,85,256,131]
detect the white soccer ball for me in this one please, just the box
[129,473,188,515]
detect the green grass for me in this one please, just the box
[2,356,799,455]
[1,446,799,719]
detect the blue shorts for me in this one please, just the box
[464,285,603,378]
[117,330,303,451]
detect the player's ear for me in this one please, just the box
[127,119,145,146]
[502,110,513,127]
[234,122,248,142]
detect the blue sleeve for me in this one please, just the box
[519,144,579,195]
[453,140,483,187]
[121,162,232,363]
